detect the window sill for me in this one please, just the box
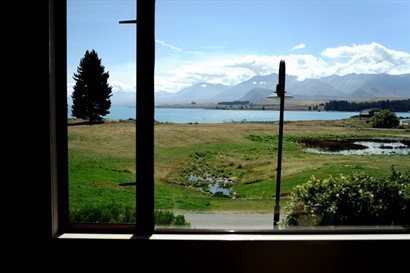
[58,233,410,241]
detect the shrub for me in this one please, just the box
[69,201,136,223]
[154,210,190,226]
[370,109,400,128]
[70,202,190,226]
[281,166,410,226]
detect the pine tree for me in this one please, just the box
[71,49,113,123]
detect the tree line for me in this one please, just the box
[324,99,410,112]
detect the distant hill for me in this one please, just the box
[286,77,346,100]
[155,82,230,105]
[213,74,278,102]
[239,87,273,102]
[318,73,410,99]
[72,73,409,106]
[154,73,409,105]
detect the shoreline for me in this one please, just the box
[155,101,326,111]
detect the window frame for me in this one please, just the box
[50,0,410,237]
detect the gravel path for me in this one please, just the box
[182,212,278,230]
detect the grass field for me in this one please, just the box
[68,117,410,218]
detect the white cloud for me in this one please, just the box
[87,42,409,93]
[321,42,410,75]
[154,53,332,91]
[155,56,258,92]
[282,54,330,80]
[67,82,75,96]
[67,62,136,95]
[108,63,136,93]
[110,80,136,93]
[291,43,306,50]
[155,39,182,52]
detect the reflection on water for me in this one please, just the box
[188,172,236,198]
[209,182,232,196]
[305,138,409,155]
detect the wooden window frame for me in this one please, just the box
[49,0,409,238]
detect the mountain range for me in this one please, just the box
[110,73,410,106]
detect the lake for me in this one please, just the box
[70,106,410,123]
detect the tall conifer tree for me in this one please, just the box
[71,49,112,123]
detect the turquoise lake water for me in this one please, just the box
[95,106,410,123]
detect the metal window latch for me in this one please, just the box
[119,182,136,186]
[119,20,138,24]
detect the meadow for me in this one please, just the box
[68,117,410,220]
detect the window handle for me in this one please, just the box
[119,182,136,186]
[119,20,137,24]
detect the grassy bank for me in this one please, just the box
[68,118,410,218]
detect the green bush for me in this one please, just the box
[281,166,410,226]
[70,202,190,226]
[69,201,136,223]
[155,210,190,226]
[370,109,400,128]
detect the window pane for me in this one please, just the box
[67,0,137,224]
[154,0,410,230]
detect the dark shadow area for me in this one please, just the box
[300,138,368,151]
[300,137,409,154]
[67,120,105,126]
[48,239,410,273]
[44,1,410,272]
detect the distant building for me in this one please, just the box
[400,119,410,125]
[359,109,375,118]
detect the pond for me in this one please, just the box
[188,173,236,198]
[301,138,410,155]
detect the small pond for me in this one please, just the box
[301,138,410,155]
[188,173,236,198]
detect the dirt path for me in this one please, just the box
[182,212,279,230]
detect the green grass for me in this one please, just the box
[68,118,410,221]
[155,182,212,210]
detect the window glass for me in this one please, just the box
[66,0,410,230]
[154,0,410,230]
[67,0,137,224]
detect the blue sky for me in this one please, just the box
[67,0,410,93]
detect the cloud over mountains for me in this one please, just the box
[153,42,409,93]
[72,72,408,107]
[67,42,410,106]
